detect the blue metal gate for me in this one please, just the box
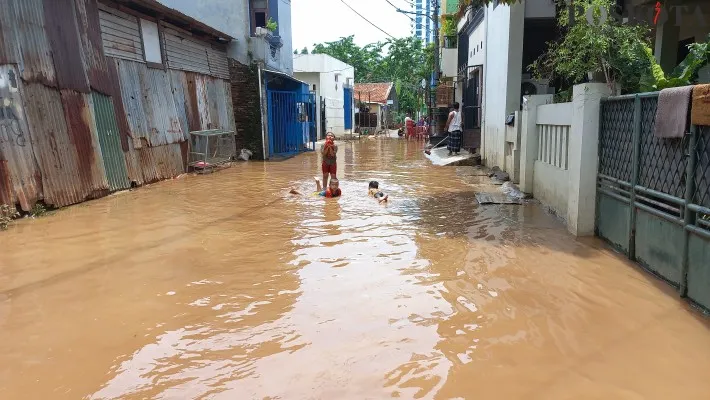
[266,90,316,157]
[344,87,353,130]
[597,92,710,311]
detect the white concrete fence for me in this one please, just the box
[516,83,612,236]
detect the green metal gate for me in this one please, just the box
[92,92,130,192]
[597,93,710,311]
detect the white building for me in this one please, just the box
[293,54,355,139]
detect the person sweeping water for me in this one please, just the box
[445,102,462,156]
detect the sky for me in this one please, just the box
[291,0,415,51]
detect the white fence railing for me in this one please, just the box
[536,102,572,170]
[518,84,611,236]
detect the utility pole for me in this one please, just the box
[430,0,440,133]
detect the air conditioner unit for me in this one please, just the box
[521,78,553,96]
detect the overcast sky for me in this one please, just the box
[291,0,414,51]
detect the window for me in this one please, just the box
[250,0,268,35]
[140,19,162,65]
[313,84,317,91]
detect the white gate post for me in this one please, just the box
[567,83,611,236]
[519,95,553,194]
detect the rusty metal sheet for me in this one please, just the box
[0,0,20,64]
[214,79,236,132]
[142,67,185,146]
[139,143,185,183]
[12,0,57,86]
[115,58,148,148]
[74,0,112,95]
[43,0,91,92]
[206,77,220,129]
[184,72,201,132]
[106,57,130,151]
[114,59,185,147]
[23,84,109,208]
[123,135,144,187]
[0,65,42,211]
[125,141,184,185]
[194,74,212,130]
[168,70,191,141]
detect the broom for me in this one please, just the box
[424,135,449,155]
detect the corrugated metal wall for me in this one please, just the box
[0,65,42,210]
[91,92,130,191]
[163,25,211,76]
[0,0,236,211]
[98,2,144,62]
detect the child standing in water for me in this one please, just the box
[322,133,337,188]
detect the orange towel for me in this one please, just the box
[691,84,710,126]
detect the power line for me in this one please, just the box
[338,0,395,39]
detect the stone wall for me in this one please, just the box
[229,59,264,159]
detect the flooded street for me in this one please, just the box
[2,138,710,399]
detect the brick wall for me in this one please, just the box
[229,59,264,159]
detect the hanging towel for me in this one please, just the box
[692,84,710,126]
[654,86,693,138]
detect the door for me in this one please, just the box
[320,96,326,138]
[343,87,352,130]
[266,90,315,157]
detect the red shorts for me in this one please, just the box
[322,162,337,175]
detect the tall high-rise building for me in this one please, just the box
[410,0,433,45]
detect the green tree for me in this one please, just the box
[311,36,432,114]
[300,47,308,54]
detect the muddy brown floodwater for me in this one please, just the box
[1,138,710,399]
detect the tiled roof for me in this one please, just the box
[354,82,393,105]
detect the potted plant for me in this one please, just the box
[441,16,457,48]
[266,17,278,33]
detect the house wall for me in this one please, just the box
[155,0,249,64]
[524,0,556,19]
[468,22,485,68]
[483,2,524,168]
[293,54,355,137]
[156,0,294,74]
[277,0,294,74]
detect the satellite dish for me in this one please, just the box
[421,78,427,89]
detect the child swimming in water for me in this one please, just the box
[368,181,388,203]
[290,177,342,198]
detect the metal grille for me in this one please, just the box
[638,96,689,199]
[695,127,710,208]
[599,98,634,182]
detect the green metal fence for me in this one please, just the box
[597,92,710,311]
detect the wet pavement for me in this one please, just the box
[1,138,710,399]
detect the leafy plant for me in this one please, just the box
[29,203,48,218]
[0,204,19,231]
[311,36,433,114]
[640,34,710,92]
[530,0,652,94]
[266,17,278,32]
[441,16,457,37]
